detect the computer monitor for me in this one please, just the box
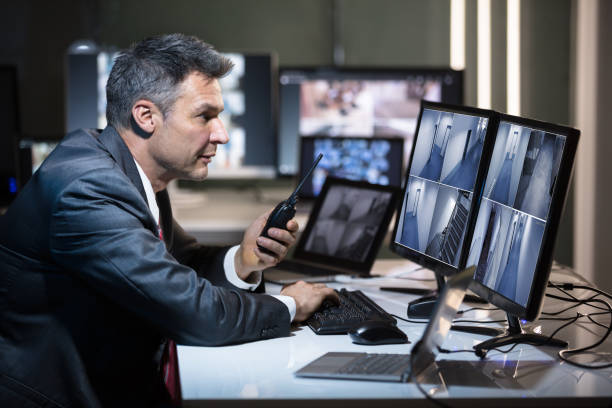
[207,52,277,179]
[0,65,21,206]
[465,114,579,353]
[65,44,118,132]
[278,67,463,176]
[389,101,497,319]
[298,135,404,198]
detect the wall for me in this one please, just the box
[574,0,612,292]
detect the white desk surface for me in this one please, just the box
[178,260,612,407]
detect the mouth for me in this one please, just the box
[198,153,215,164]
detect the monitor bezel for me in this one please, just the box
[297,134,405,199]
[292,176,401,274]
[389,101,499,277]
[467,113,580,321]
[277,66,464,176]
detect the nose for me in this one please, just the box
[210,118,229,144]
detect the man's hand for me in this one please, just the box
[235,209,299,281]
[280,281,339,322]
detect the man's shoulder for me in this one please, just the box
[35,129,129,195]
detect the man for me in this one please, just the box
[0,34,337,407]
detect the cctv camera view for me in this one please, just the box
[299,79,440,138]
[394,108,490,267]
[467,122,566,307]
[304,185,393,262]
[302,136,403,197]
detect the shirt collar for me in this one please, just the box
[133,159,159,225]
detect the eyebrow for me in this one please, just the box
[194,102,223,116]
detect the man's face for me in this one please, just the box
[150,71,228,181]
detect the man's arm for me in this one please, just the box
[49,168,290,346]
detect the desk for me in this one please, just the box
[178,260,612,407]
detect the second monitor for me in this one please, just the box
[298,135,404,198]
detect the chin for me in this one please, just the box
[191,168,209,181]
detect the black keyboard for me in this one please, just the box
[306,289,396,334]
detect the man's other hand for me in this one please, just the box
[280,281,339,323]
[235,209,299,281]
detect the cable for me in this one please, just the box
[529,283,612,369]
[556,297,612,369]
[548,281,612,300]
[391,313,429,325]
[392,314,506,326]
[456,306,500,314]
[450,318,507,324]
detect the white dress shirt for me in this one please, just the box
[132,159,296,322]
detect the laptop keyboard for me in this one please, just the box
[306,289,396,334]
[337,353,411,375]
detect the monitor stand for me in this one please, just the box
[405,274,504,337]
[473,313,568,356]
[406,273,487,317]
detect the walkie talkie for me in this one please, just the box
[258,153,323,255]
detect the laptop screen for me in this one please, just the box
[292,177,400,274]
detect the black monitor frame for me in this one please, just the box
[277,66,464,176]
[297,135,405,199]
[389,101,498,277]
[467,114,580,321]
[292,176,401,275]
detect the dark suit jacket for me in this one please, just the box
[0,127,290,407]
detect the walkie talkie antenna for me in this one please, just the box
[289,153,323,204]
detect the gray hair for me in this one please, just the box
[106,33,233,130]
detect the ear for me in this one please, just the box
[131,100,160,134]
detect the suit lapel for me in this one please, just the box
[97,126,148,205]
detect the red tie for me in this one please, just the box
[158,222,182,406]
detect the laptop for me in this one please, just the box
[294,266,475,382]
[264,176,400,285]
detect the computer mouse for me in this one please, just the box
[348,320,408,345]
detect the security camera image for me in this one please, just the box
[304,185,392,262]
[299,79,440,138]
[305,137,403,197]
[483,122,566,220]
[393,108,490,267]
[467,199,546,307]
[395,176,472,267]
[467,122,567,307]
[411,109,488,190]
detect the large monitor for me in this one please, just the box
[298,135,404,198]
[465,114,579,352]
[278,67,463,176]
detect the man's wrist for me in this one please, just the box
[224,246,261,290]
